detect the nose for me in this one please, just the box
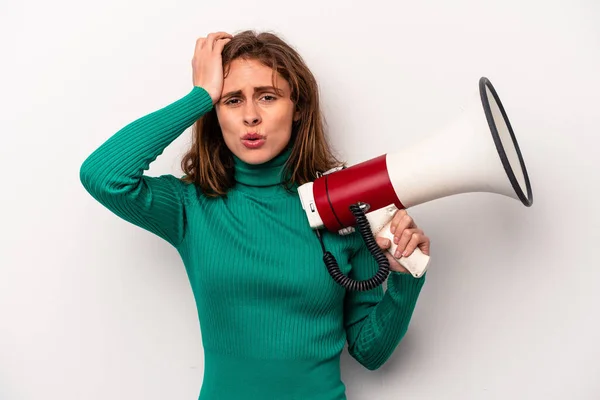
[243,101,261,126]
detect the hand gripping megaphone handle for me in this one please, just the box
[376,220,430,278]
[365,205,430,278]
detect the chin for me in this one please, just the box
[238,148,276,165]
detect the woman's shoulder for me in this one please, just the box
[175,175,212,206]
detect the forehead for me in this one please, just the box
[223,58,289,91]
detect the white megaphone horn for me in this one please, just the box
[298,77,533,291]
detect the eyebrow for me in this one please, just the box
[221,86,284,99]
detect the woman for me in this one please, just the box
[80,30,430,400]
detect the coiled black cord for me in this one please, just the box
[315,203,390,291]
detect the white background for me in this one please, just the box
[1,0,599,399]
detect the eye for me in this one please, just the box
[223,98,240,105]
[261,95,277,102]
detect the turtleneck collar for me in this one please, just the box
[232,146,295,197]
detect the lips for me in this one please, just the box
[241,133,266,149]
[242,133,264,140]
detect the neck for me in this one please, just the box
[232,146,295,197]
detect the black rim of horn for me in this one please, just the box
[479,77,533,207]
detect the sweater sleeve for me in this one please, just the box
[343,236,426,370]
[79,86,214,247]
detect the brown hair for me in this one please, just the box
[180,30,344,197]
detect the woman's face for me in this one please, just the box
[215,58,299,165]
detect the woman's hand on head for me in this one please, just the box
[192,32,232,104]
[375,209,430,274]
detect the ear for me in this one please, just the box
[293,109,301,122]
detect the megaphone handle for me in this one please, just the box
[377,221,430,278]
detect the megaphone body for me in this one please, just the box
[298,77,533,289]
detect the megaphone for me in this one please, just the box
[298,77,533,291]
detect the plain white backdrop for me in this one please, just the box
[1,0,599,399]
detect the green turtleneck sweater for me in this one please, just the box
[79,86,426,400]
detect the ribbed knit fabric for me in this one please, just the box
[79,86,426,400]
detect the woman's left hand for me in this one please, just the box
[375,209,430,273]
